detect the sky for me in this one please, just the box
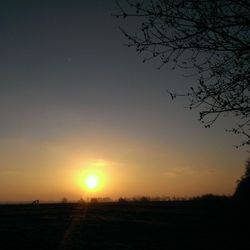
[0,0,248,202]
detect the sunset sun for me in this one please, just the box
[77,163,106,193]
[85,175,99,189]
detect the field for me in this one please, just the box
[0,201,249,250]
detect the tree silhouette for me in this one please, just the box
[234,158,250,203]
[61,197,68,203]
[114,0,250,148]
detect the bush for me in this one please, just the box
[234,158,250,204]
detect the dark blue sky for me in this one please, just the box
[0,1,247,201]
[0,0,190,140]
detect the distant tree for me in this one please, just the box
[151,196,161,201]
[234,158,250,203]
[78,198,85,204]
[32,200,39,205]
[118,197,128,203]
[192,194,230,202]
[139,196,151,202]
[99,197,113,202]
[61,197,68,203]
[90,198,98,203]
[115,0,250,148]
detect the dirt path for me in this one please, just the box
[59,204,89,250]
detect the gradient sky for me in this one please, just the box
[0,0,248,202]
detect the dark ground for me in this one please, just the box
[0,201,249,250]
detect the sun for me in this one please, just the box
[85,175,99,189]
[76,163,106,192]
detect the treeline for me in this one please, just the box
[72,194,231,204]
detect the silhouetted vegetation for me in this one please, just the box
[89,197,113,203]
[234,158,250,205]
[78,198,86,204]
[191,193,231,201]
[115,0,250,148]
[118,197,128,203]
[32,199,39,205]
[61,197,68,203]
[117,194,230,204]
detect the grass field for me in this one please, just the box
[0,201,249,250]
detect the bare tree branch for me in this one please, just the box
[114,0,250,148]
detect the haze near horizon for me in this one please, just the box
[0,0,248,202]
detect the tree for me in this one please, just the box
[114,0,250,148]
[234,158,250,203]
[61,197,68,203]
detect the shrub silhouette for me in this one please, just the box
[118,197,128,203]
[234,158,250,204]
[61,197,68,203]
[32,200,39,205]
